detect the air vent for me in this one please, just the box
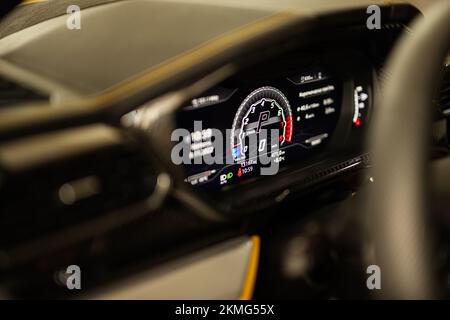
[0,76,48,107]
[439,64,450,116]
[0,125,156,247]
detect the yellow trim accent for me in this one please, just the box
[20,0,47,5]
[240,235,261,300]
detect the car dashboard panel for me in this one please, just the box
[175,52,373,191]
[0,1,429,299]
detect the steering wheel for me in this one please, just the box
[368,1,450,299]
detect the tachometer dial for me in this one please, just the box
[231,86,293,162]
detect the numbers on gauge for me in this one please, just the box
[230,86,293,162]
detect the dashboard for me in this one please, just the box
[0,0,438,299]
[175,52,373,191]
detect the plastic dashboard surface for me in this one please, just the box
[175,51,374,191]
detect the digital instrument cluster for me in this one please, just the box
[174,63,370,190]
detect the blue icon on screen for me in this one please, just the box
[232,145,241,159]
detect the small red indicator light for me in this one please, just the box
[355,118,361,127]
[237,168,242,177]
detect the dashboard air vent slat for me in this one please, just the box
[0,125,156,247]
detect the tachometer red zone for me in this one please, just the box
[285,115,293,142]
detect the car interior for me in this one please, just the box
[0,0,449,300]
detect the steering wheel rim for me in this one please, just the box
[368,1,450,299]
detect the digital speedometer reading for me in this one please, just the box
[175,64,349,190]
[231,87,293,162]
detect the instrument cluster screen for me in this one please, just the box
[175,68,343,190]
